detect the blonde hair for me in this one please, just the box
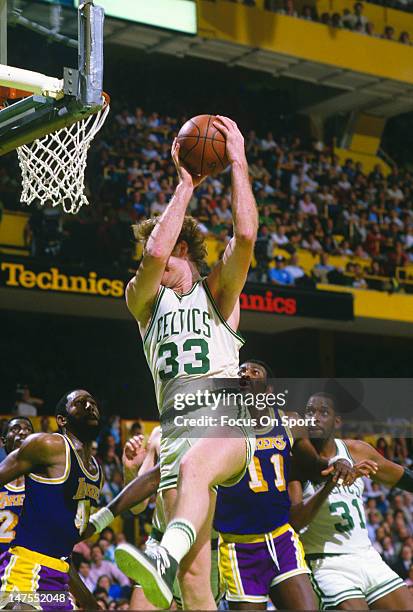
[132,215,207,269]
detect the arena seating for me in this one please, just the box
[1,105,412,293]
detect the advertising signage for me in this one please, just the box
[0,258,354,321]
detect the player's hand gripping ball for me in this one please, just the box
[177,114,230,178]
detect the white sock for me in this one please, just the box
[160,518,196,563]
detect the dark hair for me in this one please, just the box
[244,359,275,379]
[55,392,71,417]
[2,417,34,440]
[310,392,336,408]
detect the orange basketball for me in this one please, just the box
[177,114,229,177]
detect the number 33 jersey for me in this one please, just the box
[13,434,103,559]
[0,481,25,554]
[300,439,369,555]
[143,279,245,416]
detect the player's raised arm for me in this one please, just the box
[122,428,160,515]
[126,140,201,328]
[346,438,413,490]
[206,116,258,321]
[0,433,62,487]
[84,464,161,539]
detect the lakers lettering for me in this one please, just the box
[0,493,24,509]
[73,478,100,502]
[255,436,287,451]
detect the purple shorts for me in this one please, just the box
[219,523,309,603]
[0,546,74,610]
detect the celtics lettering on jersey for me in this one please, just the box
[300,439,370,555]
[144,280,244,416]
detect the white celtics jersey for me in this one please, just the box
[143,279,244,415]
[300,439,371,555]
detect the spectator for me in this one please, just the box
[78,560,95,592]
[399,31,411,45]
[299,193,318,215]
[344,2,368,29]
[313,252,335,283]
[89,544,130,589]
[392,545,413,579]
[381,536,398,567]
[215,198,232,226]
[352,263,368,289]
[254,225,273,280]
[15,385,44,417]
[271,225,290,247]
[300,4,313,20]
[284,253,306,283]
[382,26,395,41]
[302,233,323,253]
[268,256,294,286]
[150,192,168,217]
[277,0,298,17]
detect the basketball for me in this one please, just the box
[177,114,229,177]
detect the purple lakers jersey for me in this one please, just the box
[13,434,103,559]
[214,411,293,534]
[0,480,25,554]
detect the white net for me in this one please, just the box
[16,98,110,214]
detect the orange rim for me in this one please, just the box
[102,91,110,108]
[0,85,33,108]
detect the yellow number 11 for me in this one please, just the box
[248,454,286,493]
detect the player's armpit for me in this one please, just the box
[0,433,62,486]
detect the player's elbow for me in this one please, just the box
[235,228,257,246]
[235,217,258,244]
[144,245,170,263]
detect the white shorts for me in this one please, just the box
[307,546,404,610]
[159,424,256,492]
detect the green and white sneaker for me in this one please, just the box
[115,542,178,609]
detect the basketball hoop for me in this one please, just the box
[16,92,110,214]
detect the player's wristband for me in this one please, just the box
[396,467,413,493]
[89,507,115,533]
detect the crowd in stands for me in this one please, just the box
[272,0,412,44]
[366,436,413,591]
[209,0,413,43]
[1,105,413,293]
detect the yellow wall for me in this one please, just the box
[318,283,413,322]
[0,211,28,247]
[197,1,413,83]
[334,147,391,175]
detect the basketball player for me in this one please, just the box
[0,390,104,610]
[115,116,259,609]
[0,418,34,554]
[122,425,222,610]
[289,392,413,610]
[215,361,367,611]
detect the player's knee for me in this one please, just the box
[179,452,208,484]
[179,566,210,601]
